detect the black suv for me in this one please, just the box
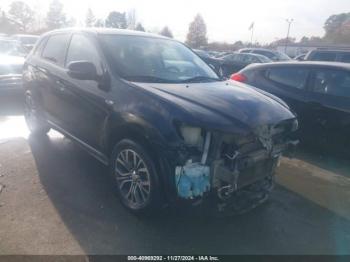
[23,29,297,214]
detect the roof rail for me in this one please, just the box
[315,47,350,51]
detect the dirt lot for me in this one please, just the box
[0,115,350,255]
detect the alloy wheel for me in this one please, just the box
[115,149,151,209]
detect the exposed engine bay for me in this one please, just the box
[175,120,298,212]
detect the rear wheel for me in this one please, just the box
[111,139,161,213]
[24,93,50,135]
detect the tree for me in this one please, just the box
[271,37,296,46]
[299,36,324,44]
[8,1,35,32]
[186,14,208,48]
[85,8,96,27]
[105,11,127,29]
[46,0,67,30]
[94,19,104,27]
[159,26,173,38]
[0,10,19,34]
[135,22,145,32]
[324,13,350,44]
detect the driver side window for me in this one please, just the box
[66,34,102,74]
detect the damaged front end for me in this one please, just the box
[174,119,298,213]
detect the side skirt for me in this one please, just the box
[47,120,109,166]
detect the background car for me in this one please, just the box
[294,53,306,61]
[304,48,350,63]
[220,52,272,77]
[238,48,291,61]
[0,55,24,99]
[11,34,39,52]
[231,61,350,154]
[0,38,28,57]
[193,49,224,76]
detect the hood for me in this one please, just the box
[133,80,296,130]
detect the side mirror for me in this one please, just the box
[67,61,98,81]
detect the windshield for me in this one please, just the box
[100,35,220,83]
[258,55,272,63]
[275,51,291,61]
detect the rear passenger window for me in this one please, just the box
[310,52,336,61]
[42,34,70,66]
[265,67,308,89]
[312,69,350,98]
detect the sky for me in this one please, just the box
[2,0,350,43]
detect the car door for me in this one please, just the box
[60,33,111,152]
[37,33,71,128]
[308,67,350,149]
[252,66,312,130]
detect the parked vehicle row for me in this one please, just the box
[238,48,291,62]
[22,28,298,214]
[193,48,276,77]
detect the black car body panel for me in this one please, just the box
[23,29,297,207]
[238,61,350,152]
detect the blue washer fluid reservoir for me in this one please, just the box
[175,162,210,199]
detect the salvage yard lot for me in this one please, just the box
[0,116,350,255]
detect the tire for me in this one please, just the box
[24,93,50,135]
[110,139,161,214]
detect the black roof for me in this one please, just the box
[244,61,350,71]
[310,49,350,53]
[239,48,277,53]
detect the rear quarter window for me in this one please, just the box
[41,34,70,66]
[312,69,350,98]
[265,67,309,89]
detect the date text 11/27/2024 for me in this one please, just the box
[127,256,220,261]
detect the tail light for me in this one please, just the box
[230,73,247,82]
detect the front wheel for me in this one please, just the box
[24,93,50,135]
[110,139,161,214]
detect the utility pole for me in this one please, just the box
[249,22,255,47]
[285,19,293,53]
